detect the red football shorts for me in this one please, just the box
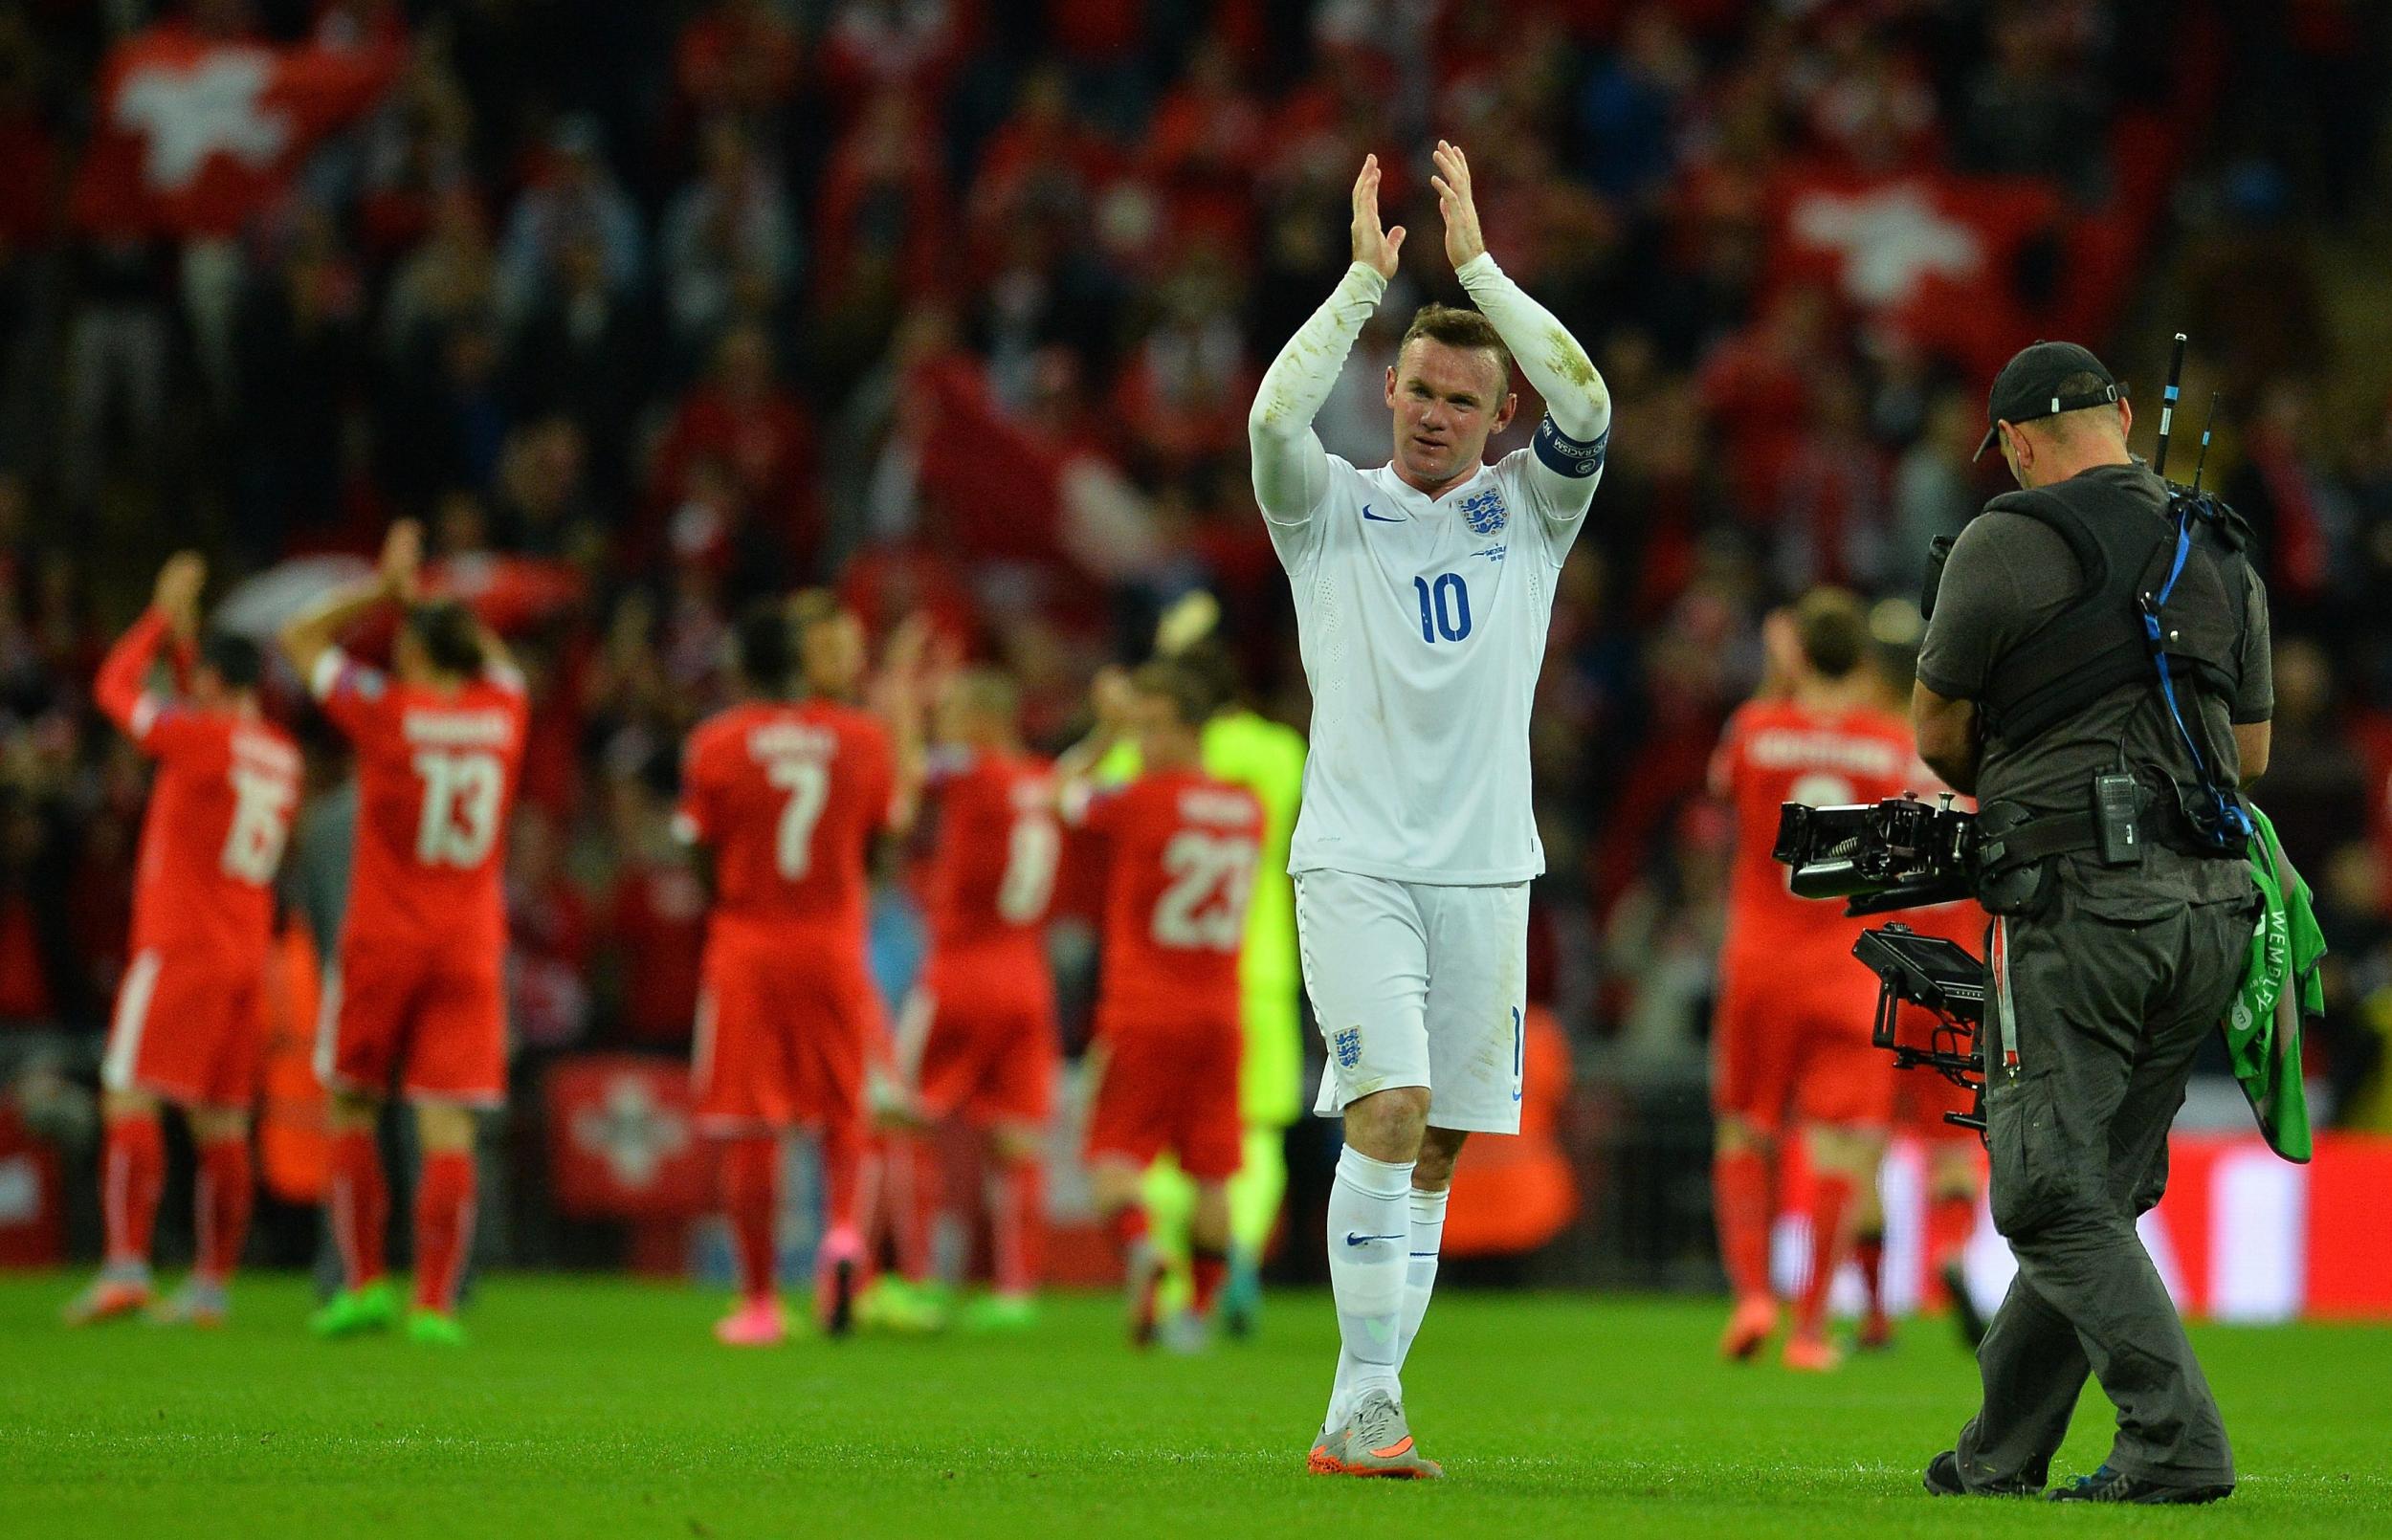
[319,929,508,1106]
[1086,1012,1241,1179]
[1712,957,1894,1134]
[692,928,882,1135]
[101,946,264,1108]
[899,959,1056,1128]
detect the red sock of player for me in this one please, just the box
[1854,1230,1886,1317]
[101,1113,165,1269]
[328,1127,388,1287]
[1105,1203,1149,1258]
[1795,1171,1858,1339]
[818,1125,875,1252]
[1189,1244,1229,1320]
[1927,1191,1977,1273]
[720,1135,781,1302]
[1711,1148,1773,1302]
[888,1134,936,1285]
[194,1136,253,1286]
[988,1156,1042,1296]
[411,1151,476,1313]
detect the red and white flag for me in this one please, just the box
[71,20,399,239]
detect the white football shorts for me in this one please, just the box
[1296,869,1529,1135]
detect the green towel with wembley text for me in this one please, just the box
[2226,803,2319,1162]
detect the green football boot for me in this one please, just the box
[310,1279,399,1339]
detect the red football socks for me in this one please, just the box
[1711,1148,1773,1302]
[101,1114,165,1269]
[194,1136,253,1286]
[328,1127,388,1287]
[720,1135,781,1302]
[818,1125,875,1249]
[1189,1245,1229,1319]
[988,1156,1042,1296]
[412,1151,476,1313]
[1796,1171,1857,1337]
[1854,1230,1886,1316]
[1927,1191,1977,1272]
[886,1134,935,1285]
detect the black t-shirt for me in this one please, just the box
[1917,461,2271,912]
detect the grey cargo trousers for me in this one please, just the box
[1950,881,2253,1493]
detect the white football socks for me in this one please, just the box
[1324,1147,1412,1430]
[1397,1184,1447,1368]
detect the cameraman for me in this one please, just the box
[1911,342,2270,1505]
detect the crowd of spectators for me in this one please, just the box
[3,0,2391,1135]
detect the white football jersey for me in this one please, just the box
[1266,441,1598,884]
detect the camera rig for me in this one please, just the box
[1770,793,1978,916]
[1772,794,1988,1132]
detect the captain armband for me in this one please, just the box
[1532,415,1608,479]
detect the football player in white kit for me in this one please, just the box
[1252,143,1611,1478]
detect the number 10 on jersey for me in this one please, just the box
[1413,573,1472,643]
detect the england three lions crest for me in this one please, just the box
[1460,487,1508,536]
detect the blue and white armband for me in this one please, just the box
[1532,415,1608,479]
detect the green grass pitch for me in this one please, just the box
[5,1273,2388,1538]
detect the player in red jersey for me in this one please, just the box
[679,594,919,1346]
[279,522,528,1346]
[66,554,300,1328]
[873,666,1060,1332]
[1058,660,1263,1349]
[1710,589,1917,1372]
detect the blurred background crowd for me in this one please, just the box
[4,0,2392,1280]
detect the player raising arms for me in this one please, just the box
[679,594,918,1346]
[1250,143,1611,1477]
[1708,591,1915,1372]
[876,665,1060,1332]
[65,554,299,1327]
[280,521,528,1346]
[1058,661,1263,1350]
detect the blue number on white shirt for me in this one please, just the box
[1411,573,1473,644]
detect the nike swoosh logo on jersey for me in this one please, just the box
[1344,1232,1406,1246]
[1361,505,1405,522]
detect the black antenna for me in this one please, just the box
[2153,332,2186,478]
[2191,390,2220,494]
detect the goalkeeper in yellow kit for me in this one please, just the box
[1096,595,1306,1335]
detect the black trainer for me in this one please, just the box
[1924,1450,2041,1497]
[2047,1464,2234,1505]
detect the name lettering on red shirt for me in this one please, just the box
[676,698,895,944]
[312,648,528,948]
[1074,768,1264,1030]
[920,749,1059,967]
[96,609,299,963]
[1712,698,1920,966]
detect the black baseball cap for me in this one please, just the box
[1974,341,2125,461]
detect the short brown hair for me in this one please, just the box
[1129,659,1219,730]
[1793,586,1868,680]
[404,600,485,677]
[1399,303,1512,391]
